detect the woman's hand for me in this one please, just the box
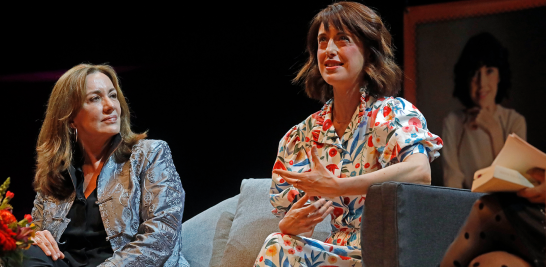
[466,107,504,157]
[32,230,64,261]
[279,193,334,236]
[273,145,342,198]
[517,168,545,204]
[466,107,499,132]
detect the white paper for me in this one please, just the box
[491,133,546,178]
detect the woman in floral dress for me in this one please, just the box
[254,2,443,267]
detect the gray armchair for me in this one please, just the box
[362,182,485,267]
[182,179,485,266]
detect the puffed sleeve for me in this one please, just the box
[371,97,443,168]
[269,117,314,218]
[441,111,466,188]
[99,141,186,267]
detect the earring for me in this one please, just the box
[71,127,78,143]
[359,85,368,93]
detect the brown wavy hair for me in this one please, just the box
[34,64,147,200]
[294,2,402,103]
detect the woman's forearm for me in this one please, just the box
[339,153,431,196]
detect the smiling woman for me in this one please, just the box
[25,64,189,267]
[253,2,442,267]
[442,32,526,189]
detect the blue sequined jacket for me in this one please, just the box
[31,137,189,267]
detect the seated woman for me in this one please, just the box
[442,32,526,189]
[253,2,443,267]
[24,64,188,267]
[441,168,545,267]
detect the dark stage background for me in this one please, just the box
[0,0,461,221]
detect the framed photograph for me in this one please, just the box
[403,0,546,185]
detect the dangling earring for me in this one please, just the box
[70,124,78,143]
[359,85,368,94]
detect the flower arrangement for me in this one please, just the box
[0,178,36,266]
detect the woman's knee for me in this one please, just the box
[22,245,64,267]
[469,251,531,267]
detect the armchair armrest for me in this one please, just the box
[361,182,485,267]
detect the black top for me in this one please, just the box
[59,166,113,267]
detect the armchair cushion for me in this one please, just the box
[362,182,485,267]
[182,195,239,267]
[220,178,332,267]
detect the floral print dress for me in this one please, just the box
[254,93,443,267]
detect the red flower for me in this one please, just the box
[296,245,303,252]
[323,119,333,131]
[273,161,286,171]
[312,111,324,124]
[283,240,291,246]
[5,191,14,199]
[288,248,296,254]
[333,207,344,218]
[372,107,379,118]
[428,132,433,137]
[325,164,339,174]
[367,111,372,117]
[383,106,392,117]
[0,231,16,251]
[24,214,32,223]
[408,117,422,129]
[289,160,294,165]
[343,197,350,205]
[279,179,285,183]
[0,210,16,224]
[287,189,299,202]
[312,130,320,142]
[364,163,370,168]
[305,137,310,142]
[260,256,264,262]
[355,163,360,168]
[0,222,16,251]
[358,196,366,204]
[367,135,374,147]
[402,126,413,133]
[329,148,337,157]
[316,143,324,149]
[340,255,352,260]
[434,137,444,146]
[374,122,380,126]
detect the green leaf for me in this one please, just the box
[265,237,279,248]
[386,129,396,143]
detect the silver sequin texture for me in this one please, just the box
[31,140,188,267]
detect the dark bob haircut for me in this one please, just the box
[294,1,402,103]
[453,32,511,108]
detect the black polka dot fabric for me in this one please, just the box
[439,193,545,267]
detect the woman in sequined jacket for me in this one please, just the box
[23,64,188,267]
